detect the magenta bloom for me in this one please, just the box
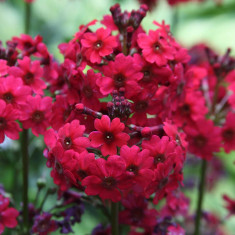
[89,115,130,156]
[82,156,132,202]
[0,194,19,235]
[120,145,154,191]
[97,54,142,98]
[32,212,58,235]
[20,95,52,136]
[58,120,90,153]
[223,194,235,218]
[0,76,31,108]
[137,30,174,66]
[0,100,21,143]
[184,118,221,160]
[81,27,117,63]
[221,112,235,153]
[9,56,46,95]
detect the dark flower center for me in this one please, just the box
[131,208,144,224]
[3,92,14,104]
[77,169,87,179]
[127,164,139,175]
[63,137,72,149]
[114,74,125,88]
[24,72,34,85]
[194,135,207,148]
[37,220,50,232]
[95,40,103,49]
[102,177,116,189]
[104,132,114,144]
[181,104,191,115]
[83,86,93,98]
[154,43,161,52]
[222,129,234,141]
[55,161,63,174]
[32,111,44,123]
[154,154,165,165]
[158,177,168,190]
[135,101,148,112]
[142,69,151,82]
[0,117,6,130]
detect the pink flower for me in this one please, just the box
[221,112,235,153]
[89,115,130,156]
[184,118,221,160]
[97,54,142,98]
[137,29,174,66]
[0,100,21,143]
[0,194,19,235]
[0,76,31,108]
[57,120,90,153]
[81,28,117,63]
[82,156,132,202]
[120,145,153,190]
[223,194,235,218]
[9,56,46,95]
[20,95,52,136]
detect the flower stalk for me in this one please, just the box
[21,129,29,235]
[111,202,119,235]
[194,159,207,235]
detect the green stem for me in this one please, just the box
[21,129,29,235]
[111,202,119,235]
[25,3,31,34]
[194,159,207,235]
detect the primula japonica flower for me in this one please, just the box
[137,30,174,66]
[0,76,31,108]
[9,56,46,95]
[48,145,78,191]
[97,54,142,98]
[120,145,154,191]
[81,27,117,63]
[82,156,132,202]
[223,195,235,218]
[31,212,58,235]
[119,194,158,228]
[89,115,130,156]
[20,95,52,136]
[0,100,21,143]
[0,60,8,76]
[184,118,221,160]
[57,120,90,153]
[0,194,19,235]
[221,112,235,153]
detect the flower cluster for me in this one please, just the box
[0,2,234,234]
[0,193,19,235]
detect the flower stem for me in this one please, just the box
[21,129,29,235]
[25,2,31,34]
[111,202,119,235]
[194,159,207,235]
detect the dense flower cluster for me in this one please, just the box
[0,2,234,234]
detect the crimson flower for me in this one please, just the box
[0,100,21,143]
[20,95,52,136]
[81,27,117,63]
[221,112,235,153]
[223,194,235,218]
[0,194,19,235]
[9,56,46,95]
[137,29,174,66]
[82,156,132,202]
[89,115,130,156]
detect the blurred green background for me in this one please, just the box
[0,0,235,234]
